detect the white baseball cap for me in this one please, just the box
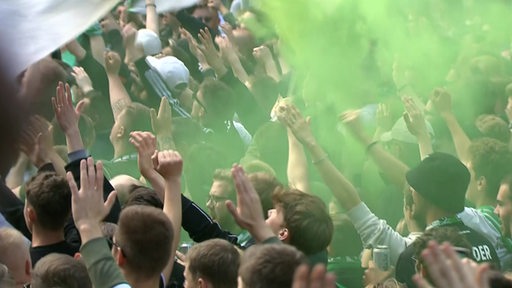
[136,29,162,56]
[146,56,189,90]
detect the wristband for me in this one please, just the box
[145,3,156,8]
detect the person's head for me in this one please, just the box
[413,227,472,282]
[247,172,283,217]
[123,185,164,210]
[0,227,31,285]
[110,175,146,206]
[192,6,220,31]
[238,244,307,288]
[113,206,173,281]
[495,174,512,237]
[192,79,236,126]
[466,137,512,205]
[184,239,240,288]
[206,169,236,230]
[474,114,510,143]
[109,103,152,149]
[31,253,91,288]
[266,188,333,255]
[406,153,470,223]
[24,172,71,233]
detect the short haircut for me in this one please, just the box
[212,169,235,198]
[198,79,236,120]
[239,244,306,288]
[500,174,512,201]
[31,253,91,288]
[123,185,163,209]
[475,114,510,143]
[116,206,173,279]
[248,172,283,215]
[468,137,512,199]
[272,188,333,255]
[0,227,29,277]
[413,227,472,284]
[186,239,240,288]
[0,264,15,288]
[25,172,71,231]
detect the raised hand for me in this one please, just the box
[375,103,393,132]
[403,97,429,138]
[277,103,316,148]
[20,116,54,168]
[130,131,158,177]
[413,241,491,288]
[220,23,235,43]
[52,82,83,135]
[198,28,226,75]
[292,264,337,288]
[429,88,452,117]
[152,150,183,181]
[105,51,122,75]
[67,158,117,232]
[339,110,371,144]
[180,27,209,69]
[225,165,274,241]
[71,66,93,94]
[151,98,174,150]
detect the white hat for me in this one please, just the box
[136,29,162,56]
[380,117,435,144]
[146,56,189,90]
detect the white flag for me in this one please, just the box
[0,0,119,80]
[127,0,200,14]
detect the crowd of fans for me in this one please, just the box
[2,0,512,287]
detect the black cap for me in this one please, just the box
[405,152,470,213]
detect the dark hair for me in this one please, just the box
[198,79,236,121]
[32,253,92,288]
[272,188,333,255]
[116,206,173,279]
[25,172,71,231]
[413,227,472,283]
[468,137,512,199]
[187,239,240,288]
[123,185,163,209]
[239,244,306,288]
[475,114,510,143]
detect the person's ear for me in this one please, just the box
[27,207,37,224]
[25,259,31,277]
[278,228,289,241]
[117,126,125,138]
[115,248,127,267]
[197,278,208,288]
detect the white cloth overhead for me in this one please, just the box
[0,0,119,81]
[127,0,199,14]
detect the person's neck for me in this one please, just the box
[425,207,457,227]
[31,226,65,247]
[113,141,136,159]
[125,273,160,288]
[471,193,496,208]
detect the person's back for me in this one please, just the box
[24,172,78,266]
[396,217,500,287]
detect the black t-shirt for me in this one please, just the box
[30,240,79,267]
[395,220,500,288]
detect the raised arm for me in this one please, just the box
[403,97,433,160]
[217,33,250,86]
[341,110,410,190]
[145,0,159,34]
[67,158,125,288]
[278,105,361,210]
[253,45,281,82]
[152,150,183,282]
[130,131,165,199]
[19,115,67,176]
[105,51,132,120]
[429,88,471,163]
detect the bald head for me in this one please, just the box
[0,228,31,284]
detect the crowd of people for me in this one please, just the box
[2,0,512,287]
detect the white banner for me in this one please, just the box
[0,0,119,80]
[128,0,200,14]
